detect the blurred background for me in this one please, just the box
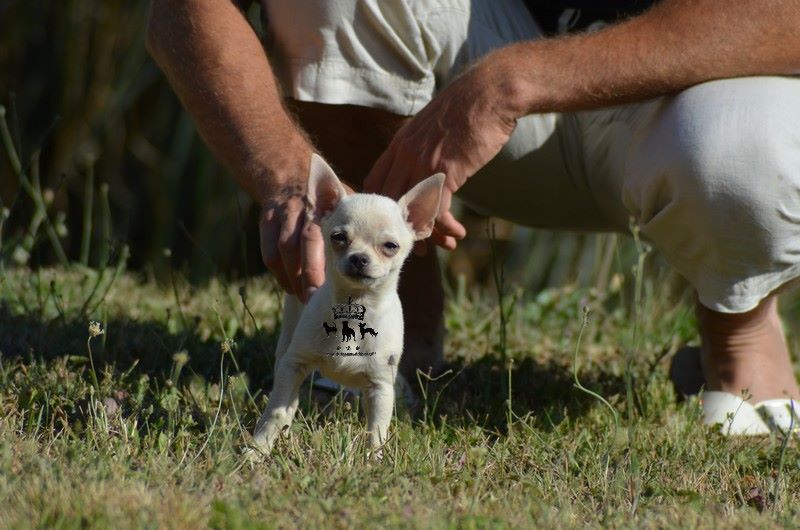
[0,0,663,295]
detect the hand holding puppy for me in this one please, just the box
[364,56,519,251]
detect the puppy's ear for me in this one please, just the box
[307,153,347,222]
[398,173,446,241]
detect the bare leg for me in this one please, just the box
[397,249,445,381]
[697,294,800,403]
[288,101,445,383]
[252,355,309,452]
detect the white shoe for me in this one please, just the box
[702,391,799,436]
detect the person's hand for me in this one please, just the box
[364,57,519,251]
[259,181,325,303]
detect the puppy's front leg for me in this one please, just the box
[274,295,303,362]
[252,355,308,453]
[364,379,395,449]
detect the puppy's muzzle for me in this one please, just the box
[346,253,373,279]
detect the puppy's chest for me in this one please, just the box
[314,317,388,361]
[292,293,403,383]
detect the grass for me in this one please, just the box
[0,265,799,529]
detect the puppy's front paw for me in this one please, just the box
[243,432,275,462]
[367,432,389,461]
[241,446,268,465]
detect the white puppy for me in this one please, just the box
[252,153,445,453]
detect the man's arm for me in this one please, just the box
[146,0,323,300]
[500,0,800,116]
[365,0,800,247]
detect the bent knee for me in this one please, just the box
[673,77,800,198]
[625,77,800,238]
[622,77,800,287]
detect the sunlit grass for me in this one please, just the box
[1,267,798,528]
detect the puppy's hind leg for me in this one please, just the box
[252,354,308,453]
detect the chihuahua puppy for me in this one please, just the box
[252,153,444,453]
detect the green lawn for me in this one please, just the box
[0,266,798,528]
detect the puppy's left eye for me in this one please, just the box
[382,241,399,255]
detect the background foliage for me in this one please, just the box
[1,0,255,280]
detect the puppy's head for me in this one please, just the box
[307,154,445,289]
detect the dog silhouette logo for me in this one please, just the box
[325,298,379,344]
[322,321,337,336]
[358,322,378,339]
[341,320,357,342]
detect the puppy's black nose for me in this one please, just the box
[348,253,370,270]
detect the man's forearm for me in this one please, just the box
[146,0,312,205]
[495,0,800,118]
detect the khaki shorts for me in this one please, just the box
[263,0,800,313]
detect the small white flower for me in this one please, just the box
[12,247,30,265]
[172,350,189,367]
[220,339,235,354]
[88,320,105,338]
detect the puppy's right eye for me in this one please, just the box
[330,232,348,244]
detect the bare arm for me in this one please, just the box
[365,0,800,247]
[146,0,310,200]
[501,0,800,116]
[146,0,323,300]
